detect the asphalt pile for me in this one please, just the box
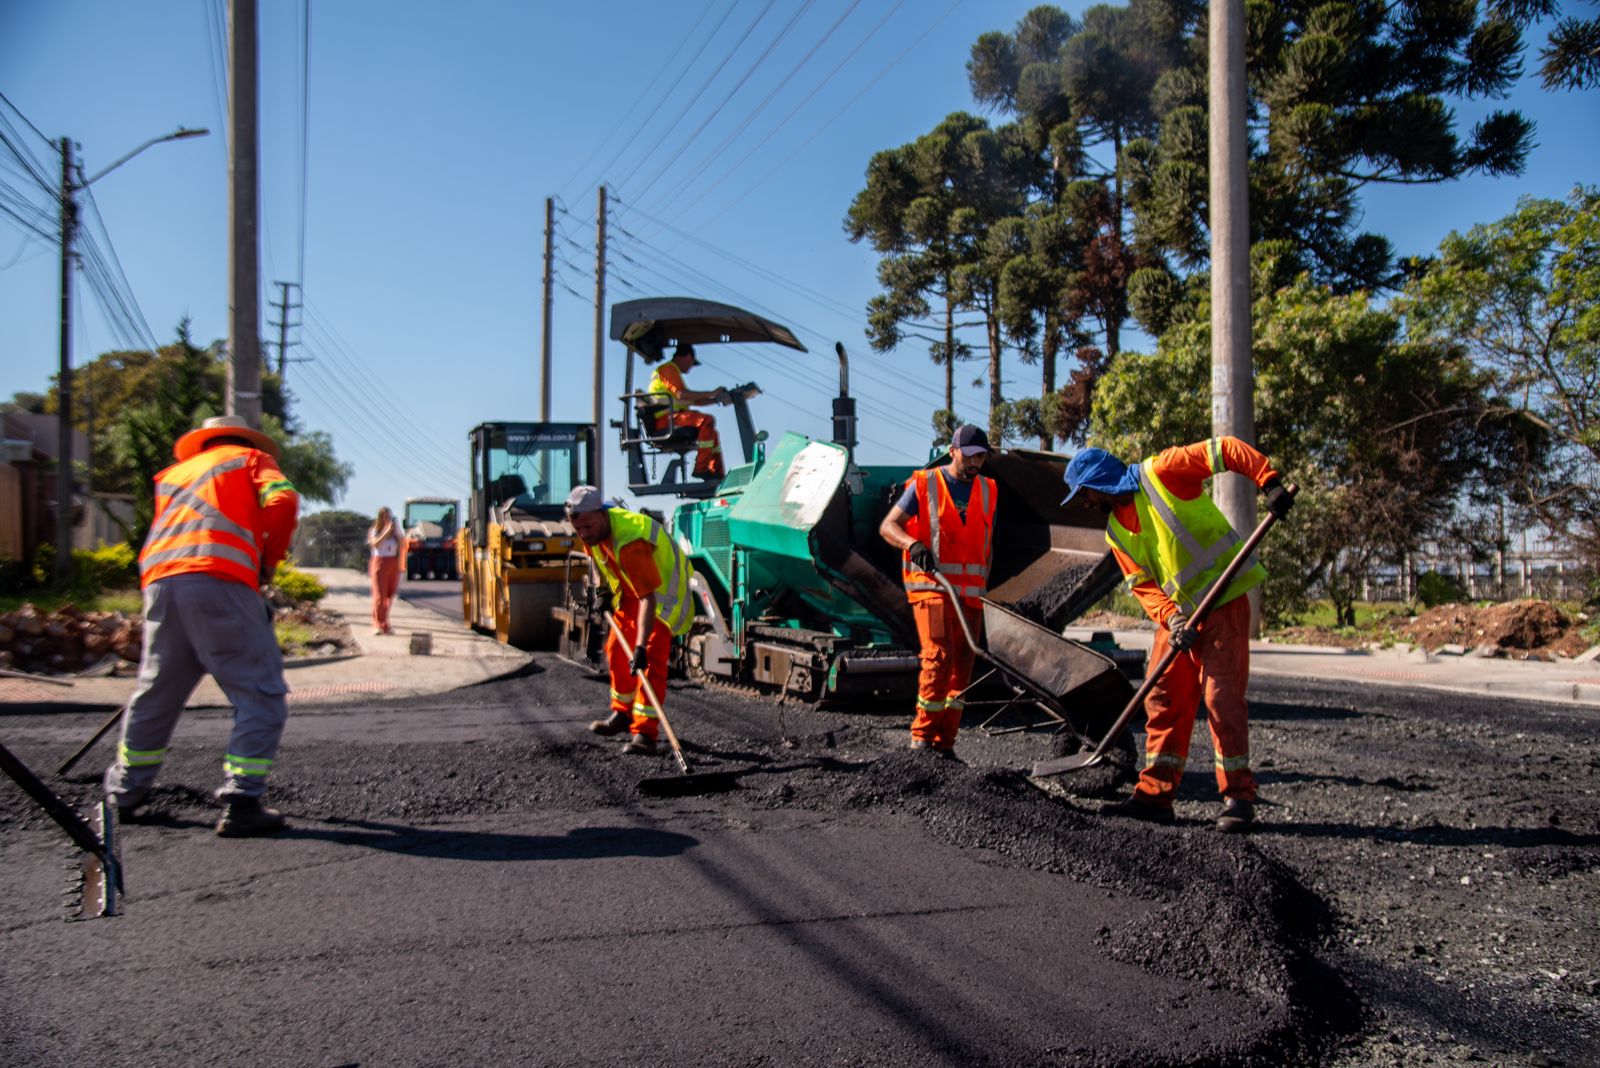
[1006,562,1099,630]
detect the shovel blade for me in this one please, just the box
[1031,750,1104,778]
[637,770,743,798]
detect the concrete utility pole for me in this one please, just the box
[227,0,262,428]
[592,185,607,492]
[540,197,553,421]
[55,138,76,583]
[1209,0,1258,622]
[269,281,302,378]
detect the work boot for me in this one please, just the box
[1215,798,1256,834]
[622,733,659,756]
[588,711,630,736]
[215,797,287,838]
[1100,795,1176,825]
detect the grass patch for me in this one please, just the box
[1290,600,1412,629]
[274,620,315,655]
[0,587,142,616]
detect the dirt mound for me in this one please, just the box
[1396,599,1591,660]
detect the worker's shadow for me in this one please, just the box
[288,817,698,862]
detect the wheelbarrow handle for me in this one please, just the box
[929,571,982,654]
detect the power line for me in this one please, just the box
[554,0,725,199]
[297,0,311,290]
[607,0,780,196]
[634,0,865,217]
[618,0,817,202]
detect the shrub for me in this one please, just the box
[71,542,139,595]
[1415,570,1467,608]
[272,559,326,603]
[0,556,29,595]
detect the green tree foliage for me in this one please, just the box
[845,113,1035,441]
[1402,187,1600,569]
[1129,0,1536,300]
[45,321,351,547]
[294,509,374,569]
[969,3,1194,447]
[1090,257,1523,624]
[1489,0,1600,90]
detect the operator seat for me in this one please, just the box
[633,395,701,453]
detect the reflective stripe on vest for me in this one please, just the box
[139,452,264,587]
[900,469,995,606]
[647,366,687,413]
[588,508,694,636]
[1105,455,1265,613]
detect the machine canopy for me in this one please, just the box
[609,298,808,363]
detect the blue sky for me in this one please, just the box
[2,0,1595,521]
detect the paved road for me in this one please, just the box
[2,655,1330,1067]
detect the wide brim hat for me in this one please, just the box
[173,415,281,461]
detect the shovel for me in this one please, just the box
[1032,487,1296,778]
[604,613,744,798]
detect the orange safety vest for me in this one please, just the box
[139,445,283,589]
[899,468,996,608]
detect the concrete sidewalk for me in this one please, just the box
[0,567,530,708]
[1067,625,1600,708]
[3,567,1595,711]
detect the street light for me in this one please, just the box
[55,126,209,584]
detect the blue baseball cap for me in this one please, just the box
[1061,448,1139,505]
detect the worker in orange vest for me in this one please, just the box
[1062,436,1292,832]
[104,416,300,837]
[647,343,731,480]
[879,425,997,758]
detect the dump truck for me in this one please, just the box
[458,421,597,649]
[403,497,461,581]
[555,297,1142,765]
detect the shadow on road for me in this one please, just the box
[291,817,699,862]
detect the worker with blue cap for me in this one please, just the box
[1062,438,1293,832]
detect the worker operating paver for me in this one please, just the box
[566,486,694,755]
[103,415,301,837]
[879,425,997,758]
[1061,437,1294,832]
[647,343,732,481]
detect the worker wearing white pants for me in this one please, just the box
[105,575,289,805]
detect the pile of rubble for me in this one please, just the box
[1395,599,1594,660]
[0,604,142,676]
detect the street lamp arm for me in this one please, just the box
[78,127,208,190]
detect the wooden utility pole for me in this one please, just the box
[1209,0,1258,623]
[540,197,553,421]
[592,185,607,491]
[55,138,77,581]
[227,0,262,428]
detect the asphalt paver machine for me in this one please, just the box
[556,296,1142,760]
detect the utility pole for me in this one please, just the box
[592,185,607,492]
[1209,0,1258,626]
[54,138,77,582]
[269,280,302,378]
[228,0,262,428]
[540,197,553,421]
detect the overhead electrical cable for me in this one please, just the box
[635,0,866,218]
[554,0,724,199]
[619,0,817,201]
[606,0,779,196]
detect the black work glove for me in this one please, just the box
[1166,613,1198,653]
[593,584,613,614]
[1262,477,1295,520]
[907,541,937,572]
[629,642,650,676]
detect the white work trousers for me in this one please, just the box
[104,574,290,803]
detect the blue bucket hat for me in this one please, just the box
[1061,448,1139,505]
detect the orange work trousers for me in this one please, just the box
[1134,593,1256,806]
[909,598,984,750]
[660,411,724,478]
[604,607,672,739]
[369,555,400,632]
